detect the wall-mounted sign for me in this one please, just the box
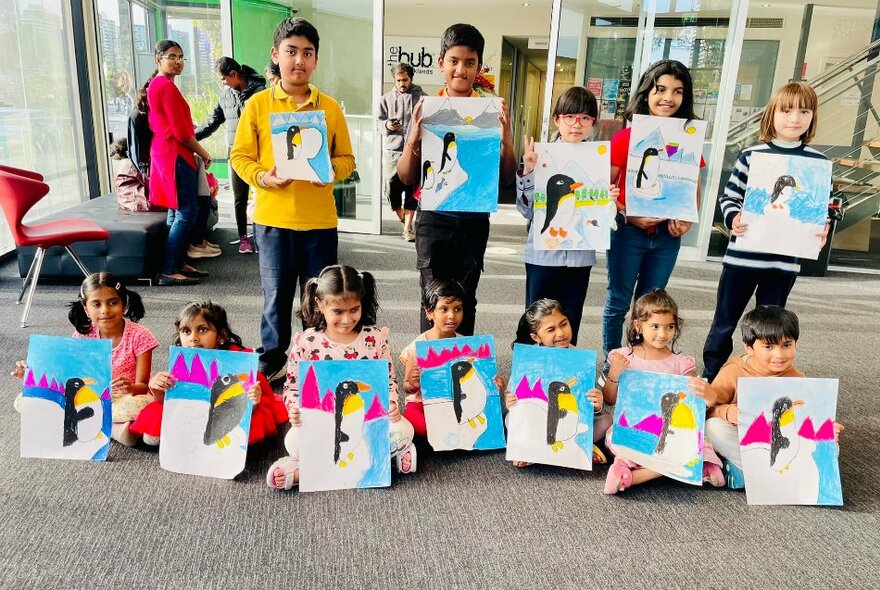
[384,36,443,86]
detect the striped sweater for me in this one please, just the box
[721,140,830,273]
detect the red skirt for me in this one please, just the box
[130,393,288,445]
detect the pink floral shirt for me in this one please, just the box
[607,346,696,376]
[281,326,399,410]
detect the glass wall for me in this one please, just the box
[0,0,90,255]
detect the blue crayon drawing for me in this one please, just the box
[20,335,112,461]
[738,377,842,506]
[610,370,706,485]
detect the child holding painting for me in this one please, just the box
[603,59,705,363]
[396,23,517,336]
[602,289,722,494]
[266,265,416,490]
[517,86,620,345]
[506,298,610,467]
[705,305,843,486]
[701,82,832,382]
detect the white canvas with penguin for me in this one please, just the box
[415,335,505,451]
[20,335,112,461]
[532,142,614,251]
[419,96,502,212]
[737,377,842,506]
[736,152,832,259]
[611,370,706,485]
[505,344,596,470]
[159,347,256,480]
[298,360,391,493]
[625,114,706,221]
[269,111,332,183]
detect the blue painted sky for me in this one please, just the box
[300,359,390,412]
[25,335,111,397]
[423,125,501,212]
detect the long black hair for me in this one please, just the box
[172,301,243,349]
[298,265,379,332]
[513,298,568,347]
[68,272,145,334]
[624,59,697,123]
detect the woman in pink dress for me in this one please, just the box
[146,40,213,286]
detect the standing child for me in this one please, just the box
[702,82,831,382]
[69,273,158,447]
[399,279,467,438]
[131,301,288,445]
[230,17,355,382]
[705,305,842,484]
[517,87,620,344]
[603,59,705,360]
[602,289,721,494]
[267,265,416,490]
[397,23,517,336]
[506,298,611,467]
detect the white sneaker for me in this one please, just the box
[187,244,221,258]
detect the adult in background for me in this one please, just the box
[196,57,266,254]
[378,62,425,241]
[146,40,213,286]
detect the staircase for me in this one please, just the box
[716,40,880,255]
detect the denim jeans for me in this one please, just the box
[188,195,211,246]
[255,224,338,373]
[602,222,681,357]
[162,156,198,275]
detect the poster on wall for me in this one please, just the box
[383,36,443,86]
[587,78,604,98]
[601,79,620,101]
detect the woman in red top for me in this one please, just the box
[146,40,213,286]
[603,60,704,363]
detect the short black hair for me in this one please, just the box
[741,305,799,346]
[215,56,243,77]
[109,138,128,160]
[440,23,484,64]
[422,279,466,312]
[552,86,598,119]
[273,17,319,53]
[391,62,415,79]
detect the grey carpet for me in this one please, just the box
[1,209,879,589]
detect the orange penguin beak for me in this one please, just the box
[355,381,372,392]
[793,400,805,407]
[570,182,584,191]
[677,391,687,400]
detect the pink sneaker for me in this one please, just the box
[604,459,633,495]
[703,462,726,487]
[238,235,254,254]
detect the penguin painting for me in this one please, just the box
[439,132,457,173]
[422,160,435,191]
[634,147,661,198]
[63,377,102,447]
[540,174,584,238]
[286,125,302,160]
[546,378,579,452]
[656,392,699,466]
[769,175,797,209]
[450,360,489,428]
[769,396,805,471]
[203,373,249,448]
[333,380,370,467]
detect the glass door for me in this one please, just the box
[548,0,748,261]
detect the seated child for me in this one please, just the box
[705,305,843,486]
[506,298,610,467]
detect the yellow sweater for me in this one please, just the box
[230,83,356,230]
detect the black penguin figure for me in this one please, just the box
[654,391,680,454]
[439,132,456,172]
[769,397,794,467]
[63,377,95,447]
[545,380,573,445]
[286,125,302,160]
[770,175,796,206]
[540,174,579,234]
[333,380,367,464]
[203,373,248,446]
[450,360,474,424]
[636,147,660,189]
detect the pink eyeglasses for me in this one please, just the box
[558,114,596,126]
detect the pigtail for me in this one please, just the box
[123,289,146,322]
[358,271,379,328]
[512,311,536,348]
[298,278,325,331]
[68,300,92,335]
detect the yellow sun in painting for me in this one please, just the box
[597,144,608,155]
[464,116,474,124]
[685,125,697,134]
